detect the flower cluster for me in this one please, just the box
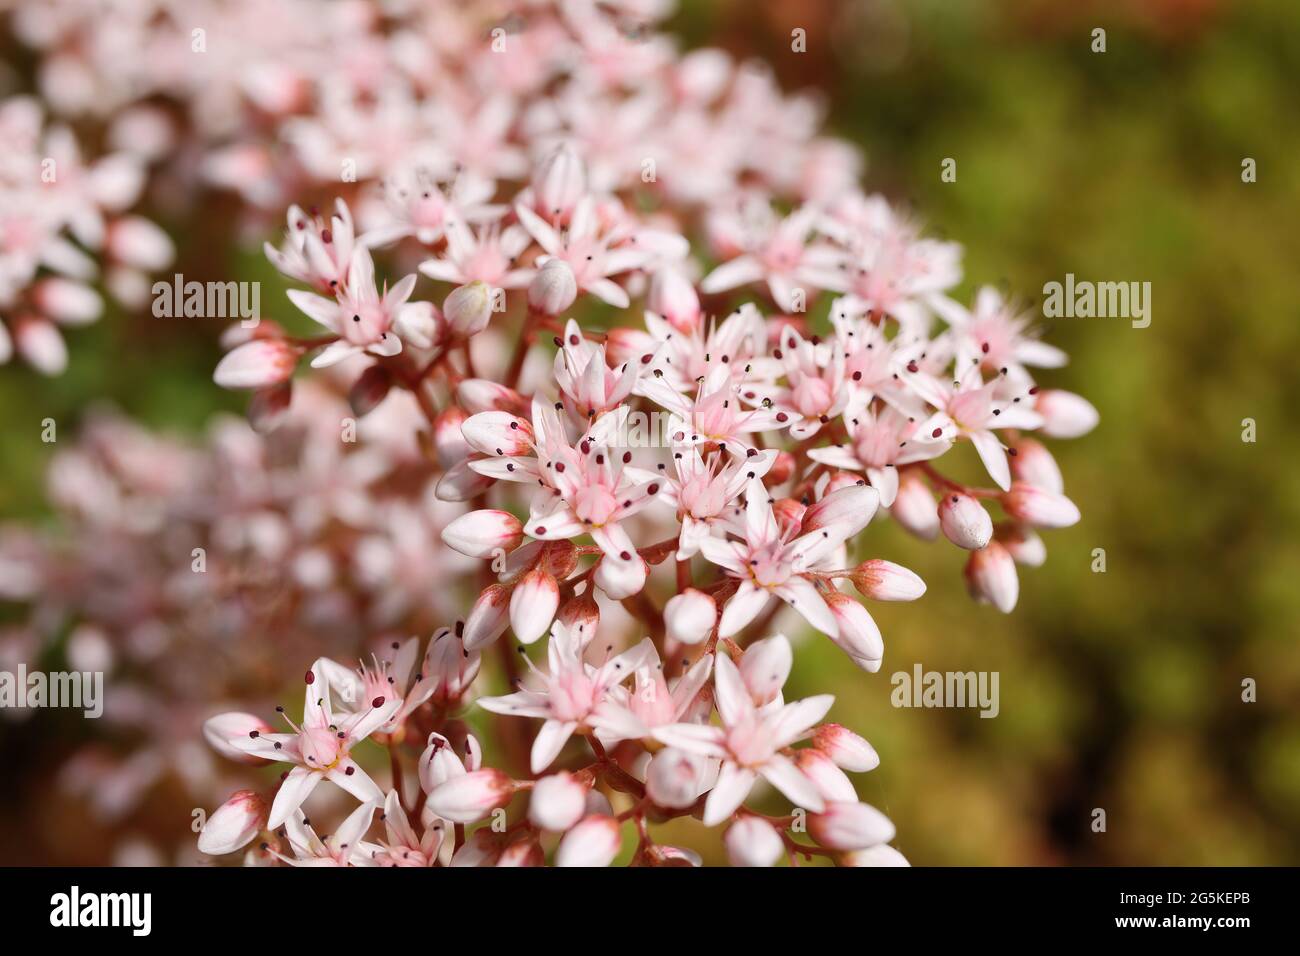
[0,95,172,374]
[194,3,1095,866]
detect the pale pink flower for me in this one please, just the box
[268,802,378,867]
[264,200,356,295]
[287,247,417,368]
[221,659,399,828]
[807,403,949,506]
[654,651,833,825]
[418,219,533,289]
[477,621,654,773]
[700,478,877,639]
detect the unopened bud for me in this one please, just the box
[197,790,267,855]
[528,259,577,315]
[663,588,716,645]
[443,281,493,338]
[938,492,993,550]
[850,559,926,602]
[964,541,1019,613]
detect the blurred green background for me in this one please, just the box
[3,0,1299,864]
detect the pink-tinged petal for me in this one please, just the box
[866,466,899,507]
[287,289,343,333]
[469,456,540,483]
[824,592,884,670]
[203,712,273,764]
[758,753,825,814]
[515,203,563,255]
[697,534,747,575]
[807,445,863,471]
[332,800,379,851]
[970,429,1011,491]
[767,693,836,749]
[651,722,727,758]
[718,581,772,638]
[700,256,764,294]
[587,700,649,743]
[476,690,550,719]
[309,340,362,369]
[530,720,579,773]
[341,696,402,743]
[365,333,402,358]
[774,576,837,637]
[326,760,384,805]
[585,278,631,308]
[645,748,713,809]
[524,506,585,540]
[743,477,779,544]
[436,459,496,501]
[739,634,792,706]
[670,655,714,718]
[383,790,419,848]
[713,652,758,726]
[268,766,323,829]
[702,763,758,826]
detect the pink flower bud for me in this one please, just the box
[435,459,494,502]
[198,790,267,855]
[527,258,577,315]
[15,318,67,375]
[1035,389,1099,439]
[440,509,523,559]
[809,801,896,850]
[850,559,926,602]
[1001,483,1080,529]
[964,541,1019,613]
[555,814,621,867]
[461,410,534,457]
[841,844,911,867]
[456,379,529,416]
[496,839,544,867]
[1009,438,1063,494]
[107,215,174,270]
[33,278,102,325]
[802,483,879,537]
[203,711,273,764]
[740,634,792,705]
[433,407,472,467]
[418,733,466,794]
[348,364,392,417]
[462,584,512,651]
[663,588,716,645]
[645,748,711,809]
[995,523,1046,567]
[214,338,299,390]
[647,266,700,332]
[890,472,939,540]
[824,592,884,672]
[426,769,514,823]
[771,497,806,536]
[247,382,293,434]
[556,592,600,635]
[532,143,586,220]
[593,551,647,599]
[794,748,858,802]
[393,300,443,350]
[812,723,880,772]
[443,281,493,338]
[725,816,785,867]
[528,772,588,831]
[509,567,560,644]
[938,492,993,550]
